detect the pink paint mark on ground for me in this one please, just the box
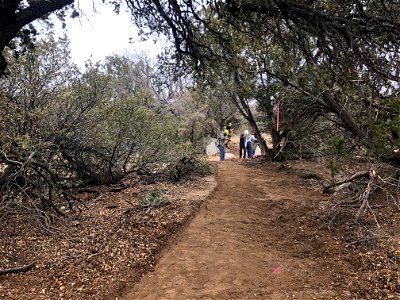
[273,266,281,274]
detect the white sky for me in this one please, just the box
[58,1,164,68]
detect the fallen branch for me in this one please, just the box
[0,262,36,275]
[87,252,104,260]
[356,171,377,220]
[323,170,370,193]
[123,200,170,215]
[344,236,387,248]
[109,185,130,192]
[334,195,360,206]
[77,188,99,194]
[109,179,140,192]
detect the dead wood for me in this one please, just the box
[109,185,130,192]
[344,235,387,248]
[0,262,36,275]
[77,188,100,194]
[356,172,378,220]
[123,200,171,215]
[109,179,140,192]
[323,170,370,193]
[335,195,360,206]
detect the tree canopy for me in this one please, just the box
[122,0,399,164]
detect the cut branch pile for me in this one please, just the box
[323,165,400,222]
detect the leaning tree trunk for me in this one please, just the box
[322,91,375,151]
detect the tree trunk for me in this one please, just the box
[322,91,375,151]
[0,0,74,76]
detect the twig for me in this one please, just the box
[87,252,104,260]
[367,201,380,229]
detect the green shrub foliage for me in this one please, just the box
[0,37,198,222]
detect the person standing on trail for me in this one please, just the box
[217,130,226,161]
[245,131,258,159]
[223,128,230,146]
[239,129,249,159]
[224,122,233,148]
[225,122,233,136]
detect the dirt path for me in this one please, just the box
[122,160,347,300]
[1,146,398,299]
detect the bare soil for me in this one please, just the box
[1,142,400,299]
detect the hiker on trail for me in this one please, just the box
[217,130,226,161]
[225,122,233,136]
[245,131,258,159]
[239,129,249,159]
[224,122,233,148]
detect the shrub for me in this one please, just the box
[139,187,170,207]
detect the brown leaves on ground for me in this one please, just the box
[0,176,216,300]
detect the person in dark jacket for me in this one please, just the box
[239,129,249,159]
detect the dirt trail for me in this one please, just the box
[122,159,347,300]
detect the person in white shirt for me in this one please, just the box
[245,132,258,159]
